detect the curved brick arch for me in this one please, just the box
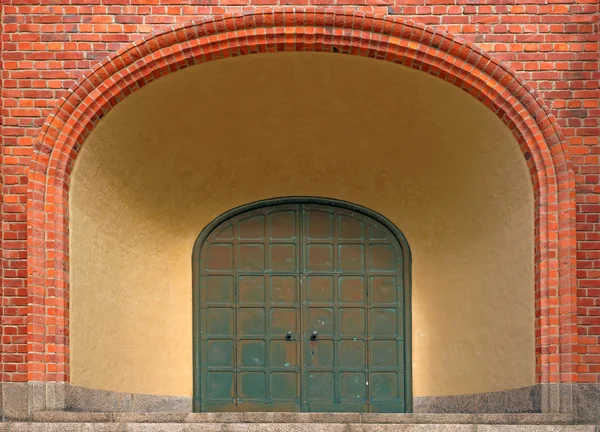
[27,9,576,409]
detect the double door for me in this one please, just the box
[196,203,407,412]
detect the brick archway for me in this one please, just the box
[27,9,576,411]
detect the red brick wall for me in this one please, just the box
[1,1,599,385]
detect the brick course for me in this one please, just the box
[0,0,599,392]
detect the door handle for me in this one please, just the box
[311,331,318,341]
[286,331,293,341]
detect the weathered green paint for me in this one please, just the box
[193,198,412,413]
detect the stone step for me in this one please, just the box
[28,412,576,425]
[0,423,598,432]
[0,412,595,432]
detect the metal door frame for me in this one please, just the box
[192,197,412,412]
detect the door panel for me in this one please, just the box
[368,240,405,412]
[302,206,370,412]
[200,205,302,412]
[198,202,406,412]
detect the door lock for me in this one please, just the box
[286,331,293,341]
[311,331,318,341]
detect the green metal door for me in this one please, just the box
[195,201,409,412]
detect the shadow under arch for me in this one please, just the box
[192,197,413,412]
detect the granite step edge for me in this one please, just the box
[29,412,576,425]
[1,423,598,432]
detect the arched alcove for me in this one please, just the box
[28,11,576,414]
[68,52,534,400]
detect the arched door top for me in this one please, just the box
[193,198,412,262]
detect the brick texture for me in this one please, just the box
[0,2,599,387]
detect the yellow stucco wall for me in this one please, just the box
[69,52,535,398]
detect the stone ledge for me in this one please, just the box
[30,412,575,424]
[414,385,541,414]
[0,383,545,419]
[5,383,600,423]
[2,423,598,432]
